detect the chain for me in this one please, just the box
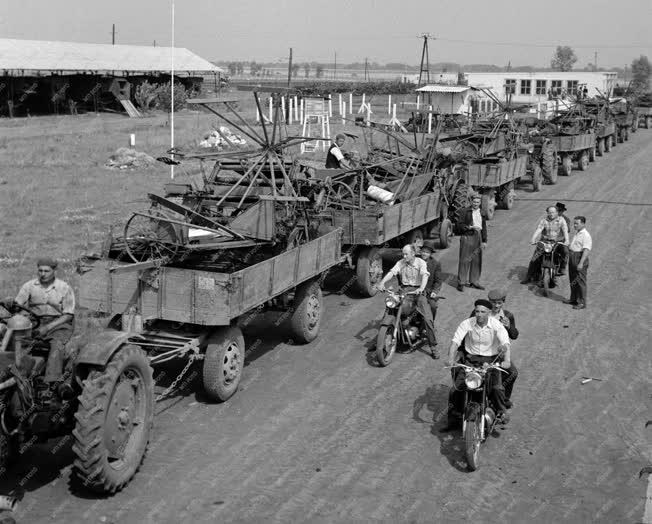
[155,352,202,403]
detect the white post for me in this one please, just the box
[388,94,392,114]
[416,95,420,111]
[428,105,433,134]
[328,96,333,117]
[349,93,353,114]
[281,96,286,123]
[129,133,135,147]
[256,104,260,122]
[300,99,304,123]
[170,0,175,179]
[269,97,273,123]
[294,96,299,121]
[366,104,371,126]
[342,102,346,126]
[338,93,342,115]
[288,97,293,124]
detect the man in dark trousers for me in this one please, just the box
[487,289,519,408]
[456,193,487,292]
[419,243,443,321]
[325,134,351,169]
[556,202,571,275]
[565,216,592,310]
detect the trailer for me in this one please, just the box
[549,132,596,176]
[594,122,616,156]
[316,185,450,297]
[78,227,343,402]
[637,106,652,129]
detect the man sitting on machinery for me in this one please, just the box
[521,205,569,285]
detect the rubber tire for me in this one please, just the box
[355,247,383,298]
[498,184,515,209]
[532,163,542,192]
[588,146,596,162]
[560,155,573,177]
[481,193,496,220]
[464,404,482,471]
[376,325,396,367]
[449,182,469,229]
[542,267,551,297]
[605,136,612,152]
[541,144,558,185]
[577,151,589,172]
[72,344,153,494]
[596,138,604,157]
[202,326,245,402]
[289,279,322,344]
[438,219,453,249]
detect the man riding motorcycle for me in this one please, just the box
[446,299,511,427]
[376,244,439,358]
[521,205,569,285]
[1,257,75,385]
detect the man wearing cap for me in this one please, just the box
[521,205,569,284]
[487,289,518,408]
[446,298,511,425]
[555,202,571,275]
[419,243,443,321]
[325,134,352,169]
[456,193,487,292]
[13,258,75,383]
[377,244,439,358]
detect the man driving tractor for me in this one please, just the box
[2,257,75,384]
[376,244,439,359]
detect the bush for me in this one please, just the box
[155,82,187,112]
[296,80,415,96]
[134,81,158,112]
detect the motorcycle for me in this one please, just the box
[449,360,508,471]
[536,239,563,297]
[375,287,442,367]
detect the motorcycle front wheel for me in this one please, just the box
[542,267,551,297]
[376,326,397,367]
[464,405,482,471]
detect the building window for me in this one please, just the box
[536,80,547,95]
[550,80,563,95]
[520,80,531,95]
[505,79,516,95]
[567,80,578,95]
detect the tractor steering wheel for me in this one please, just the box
[5,302,41,330]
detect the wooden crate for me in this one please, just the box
[464,155,528,188]
[550,133,596,152]
[78,228,343,326]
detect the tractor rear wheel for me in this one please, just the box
[497,184,515,209]
[449,183,469,230]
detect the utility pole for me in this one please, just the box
[417,33,433,87]
[334,51,337,80]
[153,40,156,47]
[287,47,293,87]
[364,57,369,81]
[111,24,116,45]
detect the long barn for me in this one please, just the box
[0,38,223,116]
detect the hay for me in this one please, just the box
[105,147,156,170]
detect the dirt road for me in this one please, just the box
[3,131,651,523]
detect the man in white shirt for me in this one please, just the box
[564,215,592,310]
[377,244,439,357]
[446,299,511,425]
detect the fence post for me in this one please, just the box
[342,102,346,126]
[329,95,333,117]
[269,97,273,123]
[417,95,420,111]
[294,96,299,121]
[388,94,392,114]
[428,105,433,134]
[349,93,353,114]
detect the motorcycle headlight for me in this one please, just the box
[385,297,398,308]
[465,371,483,390]
[542,243,553,253]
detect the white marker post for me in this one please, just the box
[338,93,342,115]
[269,97,273,123]
[281,96,286,123]
[416,95,421,111]
[294,96,299,121]
[129,133,135,147]
[328,96,333,117]
[366,104,371,126]
[342,102,346,126]
[288,97,293,124]
[388,95,392,114]
[349,93,353,114]
[428,105,433,134]
[300,98,304,123]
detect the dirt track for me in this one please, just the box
[3,131,652,523]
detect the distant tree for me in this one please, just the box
[315,64,324,78]
[155,82,187,112]
[134,81,158,112]
[551,46,577,72]
[631,55,651,92]
[303,63,311,78]
[250,61,263,76]
[291,63,300,78]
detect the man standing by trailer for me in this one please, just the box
[456,193,487,292]
[565,216,592,310]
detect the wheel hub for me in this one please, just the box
[305,295,321,329]
[369,257,383,283]
[222,344,240,383]
[105,371,142,460]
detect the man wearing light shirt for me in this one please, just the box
[522,205,569,285]
[564,215,592,310]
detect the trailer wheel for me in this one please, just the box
[202,326,245,402]
[577,151,589,172]
[541,144,558,184]
[531,164,542,192]
[72,344,153,494]
[355,247,383,298]
[439,219,453,249]
[497,184,515,209]
[588,146,596,162]
[481,193,496,220]
[289,279,322,344]
[596,138,605,156]
[559,154,573,176]
[605,136,612,152]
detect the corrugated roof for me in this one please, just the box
[0,38,223,75]
[415,85,472,93]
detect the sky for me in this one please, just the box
[1,0,650,68]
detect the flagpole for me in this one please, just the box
[170,0,175,179]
